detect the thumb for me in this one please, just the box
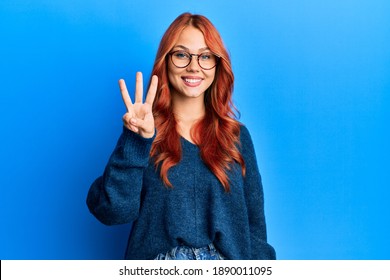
[132,118,155,138]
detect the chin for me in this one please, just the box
[186,91,205,98]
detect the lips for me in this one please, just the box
[182,76,203,87]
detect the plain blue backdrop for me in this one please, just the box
[1,0,389,259]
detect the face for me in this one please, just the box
[168,26,216,100]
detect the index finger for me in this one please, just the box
[119,79,133,112]
[145,75,158,106]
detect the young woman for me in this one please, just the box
[87,12,276,260]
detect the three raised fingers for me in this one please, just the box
[119,72,158,109]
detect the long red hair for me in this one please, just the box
[150,13,245,192]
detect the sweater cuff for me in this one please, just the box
[122,126,156,142]
[119,126,156,164]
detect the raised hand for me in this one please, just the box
[120,72,158,138]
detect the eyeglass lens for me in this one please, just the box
[170,51,218,70]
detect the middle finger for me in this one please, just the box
[135,72,143,103]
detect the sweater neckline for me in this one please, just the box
[180,136,198,149]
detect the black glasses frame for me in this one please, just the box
[168,50,220,70]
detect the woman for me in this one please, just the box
[87,12,276,260]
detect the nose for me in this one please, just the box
[186,55,200,72]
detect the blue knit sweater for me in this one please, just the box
[87,125,276,260]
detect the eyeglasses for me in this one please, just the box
[169,50,219,70]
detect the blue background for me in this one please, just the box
[1,0,389,260]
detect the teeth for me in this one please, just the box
[185,78,201,83]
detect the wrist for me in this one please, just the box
[141,130,155,139]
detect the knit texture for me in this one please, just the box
[87,125,276,260]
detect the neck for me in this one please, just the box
[171,92,205,122]
[171,91,206,143]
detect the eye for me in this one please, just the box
[173,51,190,60]
[200,53,213,60]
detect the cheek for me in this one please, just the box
[205,70,216,85]
[167,63,181,83]
[168,68,184,94]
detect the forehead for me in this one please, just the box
[174,26,208,51]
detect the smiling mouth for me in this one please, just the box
[182,77,203,87]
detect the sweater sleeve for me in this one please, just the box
[86,127,155,225]
[240,125,276,259]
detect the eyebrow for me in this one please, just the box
[173,45,210,52]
